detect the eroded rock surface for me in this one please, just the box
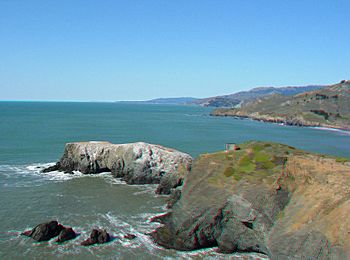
[81,229,110,246]
[56,227,77,243]
[151,141,350,259]
[22,221,76,243]
[43,141,192,195]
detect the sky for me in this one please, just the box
[0,0,349,101]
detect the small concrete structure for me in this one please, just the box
[225,143,240,151]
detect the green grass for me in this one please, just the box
[223,167,235,177]
[260,161,275,170]
[254,152,270,162]
[207,141,306,185]
[335,157,350,163]
[251,144,264,153]
[239,163,256,173]
[238,155,256,173]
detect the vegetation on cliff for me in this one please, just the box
[151,141,350,258]
[191,85,325,107]
[211,80,350,130]
[43,140,350,258]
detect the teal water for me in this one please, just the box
[1,102,350,259]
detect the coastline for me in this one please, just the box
[210,111,350,132]
[3,103,350,258]
[38,140,350,258]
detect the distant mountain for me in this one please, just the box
[192,85,326,107]
[117,97,198,105]
[142,97,198,104]
[212,80,350,130]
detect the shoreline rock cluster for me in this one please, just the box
[211,110,350,131]
[211,111,321,127]
[42,141,193,195]
[22,220,123,246]
[22,221,76,243]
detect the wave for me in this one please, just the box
[0,163,83,187]
[311,126,350,136]
[0,163,163,200]
[184,113,209,117]
[0,163,121,188]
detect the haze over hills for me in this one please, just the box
[212,80,350,130]
[117,97,198,105]
[117,84,327,107]
[190,84,326,107]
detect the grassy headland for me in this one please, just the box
[211,80,350,130]
[152,141,350,258]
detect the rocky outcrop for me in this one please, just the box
[22,221,76,243]
[81,229,110,246]
[43,141,192,195]
[56,227,77,243]
[150,141,350,259]
[124,233,136,240]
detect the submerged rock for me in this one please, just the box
[124,233,136,240]
[41,164,59,173]
[42,141,192,195]
[81,229,110,246]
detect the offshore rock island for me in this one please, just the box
[211,80,350,130]
[43,141,350,258]
[43,141,192,195]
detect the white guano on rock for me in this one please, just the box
[42,141,193,195]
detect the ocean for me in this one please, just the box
[1,102,350,259]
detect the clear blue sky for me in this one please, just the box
[1,0,349,101]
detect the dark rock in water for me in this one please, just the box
[56,227,77,243]
[149,213,170,224]
[21,230,32,236]
[21,220,64,242]
[81,229,110,246]
[124,233,136,240]
[41,164,60,173]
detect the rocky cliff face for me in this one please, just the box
[150,141,350,259]
[43,141,192,195]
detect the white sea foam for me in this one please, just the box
[101,211,269,258]
[100,212,163,251]
[0,164,73,188]
[0,162,125,188]
[132,184,159,196]
[25,162,56,171]
[311,126,350,136]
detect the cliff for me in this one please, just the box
[192,85,325,107]
[151,141,350,259]
[211,80,350,130]
[43,140,350,258]
[43,141,192,195]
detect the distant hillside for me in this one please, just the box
[212,80,350,130]
[192,85,326,107]
[143,97,198,104]
[117,97,198,105]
